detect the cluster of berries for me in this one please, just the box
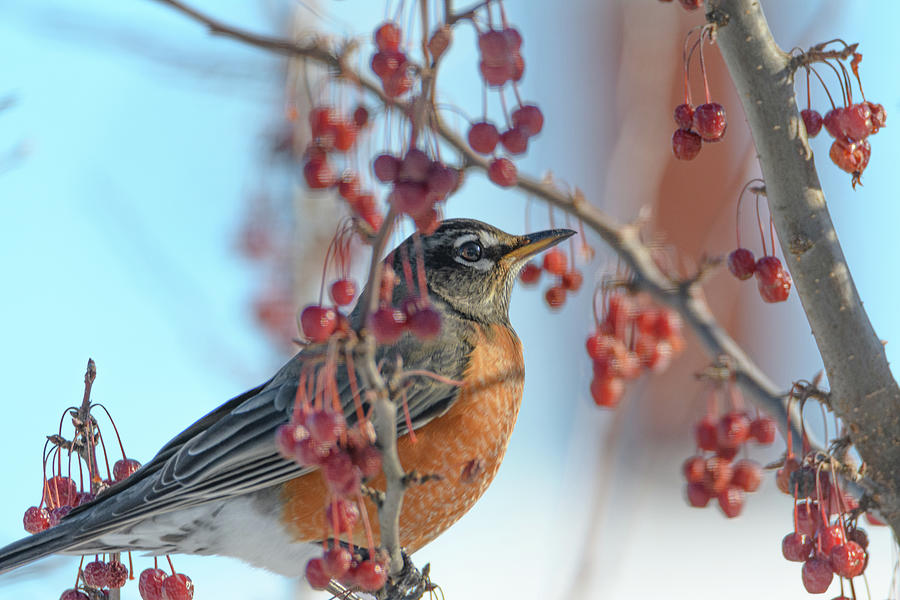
[586,289,685,408]
[370,22,411,98]
[729,249,792,303]
[671,101,727,160]
[467,103,543,190]
[302,105,384,231]
[683,406,776,518]
[672,27,727,160]
[776,461,869,594]
[803,100,885,187]
[477,26,523,88]
[305,543,389,593]
[374,148,461,234]
[518,246,582,309]
[276,371,388,592]
[799,49,886,188]
[137,565,194,600]
[369,260,442,343]
[726,180,792,303]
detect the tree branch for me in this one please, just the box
[708,0,900,534]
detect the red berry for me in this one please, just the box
[307,410,346,446]
[727,248,756,280]
[138,568,167,600]
[426,162,458,199]
[679,0,702,9]
[407,305,442,340]
[500,127,529,155]
[830,541,866,578]
[304,158,336,189]
[389,181,430,218]
[674,103,694,129]
[801,109,823,137]
[330,279,357,307]
[562,270,583,292]
[46,476,77,507]
[542,248,567,275]
[843,103,873,141]
[60,590,90,600]
[512,104,544,136]
[338,173,361,202]
[717,485,744,518]
[478,29,511,65]
[730,459,762,492]
[487,158,517,187]
[795,502,821,537]
[373,153,400,183]
[23,506,50,534]
[829,138,871,176]
[382,71,411,97]
[350,444,383,479]
[693,102,727,141]
[682,455,706,484]
[801,557,834,594]
[306,558,331,590]
[370,306,407,343]
[323,452,362,497]
[847,527,869,550]
[83,560,109,588]
[160,574,194,600]
[866,101,886,133]
[782,532,814,562]
[672,128,702,160]
[106,560,128,588]
[776,457,800,494]
[590,377,624,408]
[467,122,500,154]
[353,560,388,592]
[519,261,541,284]
[686,482,711,508]
[545,285,566,309]
[353,106,369,128]
[309,106,338,138]
[374,22,402,52]
[332,121,358,152]
[370,50,406,78]
[300,305,338,342]
[399,148,430,182]
[113,458,141,482]
[695,415,718,451]
[48,505,72,527]
[754,255,783,285]
[748,416,776,444]
[325,499,360,533]
[818,523,846,555]
[702,456,733,495]
[716,411,751,449]
[323,547,352,579]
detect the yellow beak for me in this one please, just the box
[502,228,576,264]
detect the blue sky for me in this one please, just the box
[1,1,900,599]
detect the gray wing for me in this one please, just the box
[61,329,469,541]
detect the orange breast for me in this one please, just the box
[281,323,524,552]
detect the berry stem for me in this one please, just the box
[412,233,429,303]
[401,388,418,444]
[344,349,367,425]
[166,555,176,576]
[698,27,712,105]
[807,66,837,110]
[92,403,129,460]
[753,188,767,253]
[356,491,377,555]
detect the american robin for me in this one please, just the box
[0,218,573,581]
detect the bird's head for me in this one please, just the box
[388,219,575,324]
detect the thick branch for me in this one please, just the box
[708,0,900,534]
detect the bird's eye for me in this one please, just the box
[456,240,483,262]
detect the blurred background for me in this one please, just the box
[1,1,899,598]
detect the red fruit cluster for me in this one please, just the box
[728,248,792,303]
[671,102,727,160]
[307,549,389,593]
[467,104,544,158]
[477,27,524,87]
[277,407,380,499]
[82,559,129,590]
[371,295,443,343]
[516,248,583,310]
[376,148,460,232]
[300,105,383,231]
[815,101,885,187]
[777,463,868,593]
[587,291,685,408]
[370,22,411,97]
[683,409,776,517]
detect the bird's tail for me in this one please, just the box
[0,515,88,575]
